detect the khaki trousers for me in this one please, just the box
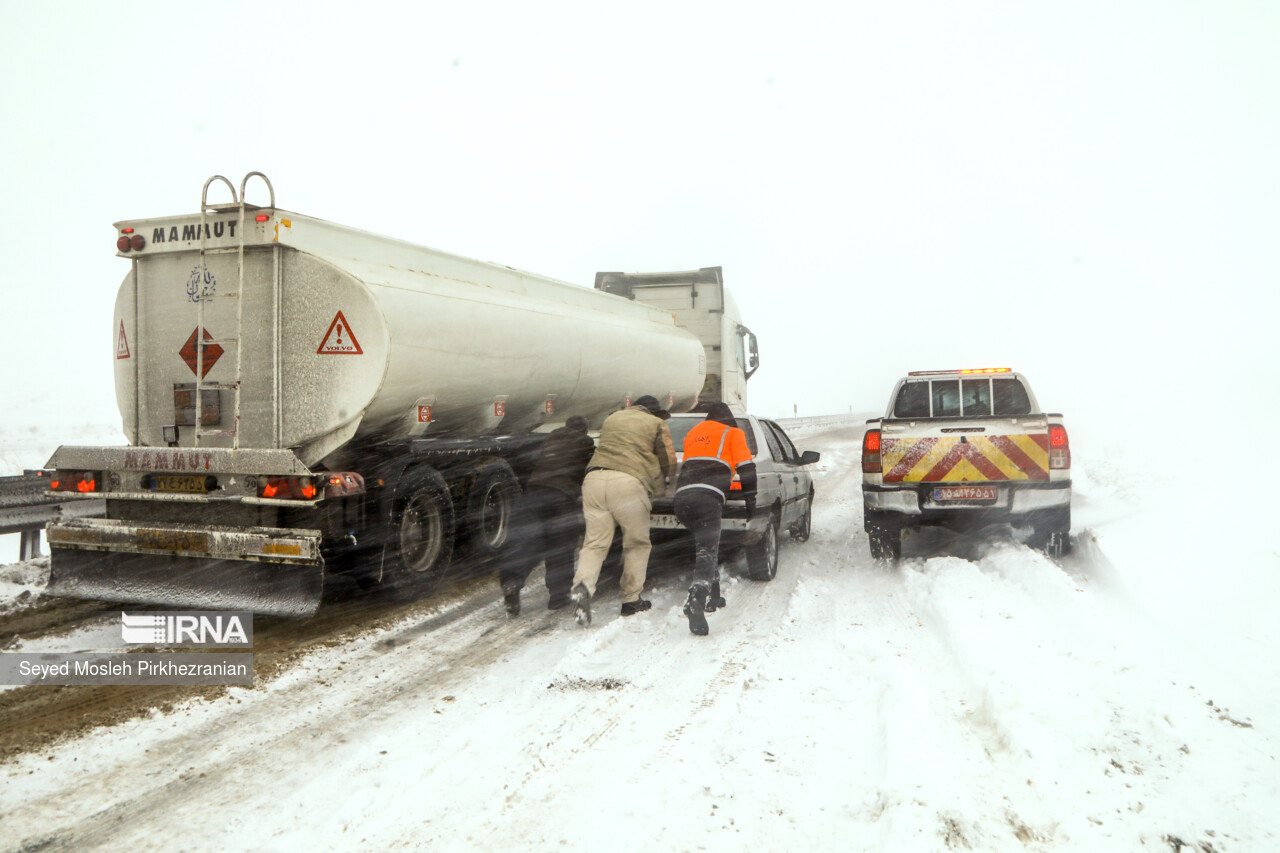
[573,469,652,603]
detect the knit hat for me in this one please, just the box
[632,395,663,415]
[704,402,736,427]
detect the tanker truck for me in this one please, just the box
[44,172,759,616]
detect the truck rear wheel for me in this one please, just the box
[746,514,779,581]
[388,467,455,599]
[461,459,521,560]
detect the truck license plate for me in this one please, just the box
[154,474,209,493]
[932,486,997,503]
[136,529,209,552]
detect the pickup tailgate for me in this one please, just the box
[880,419,1050,483]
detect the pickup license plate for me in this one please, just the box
[154,474,209,493]
[933,486,998,503]
[136,529,209,553]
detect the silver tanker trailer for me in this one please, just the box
[44,173,759,616]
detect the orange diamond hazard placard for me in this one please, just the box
[116,321,131,360]
[318,311,363,355]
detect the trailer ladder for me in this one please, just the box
[193,172,279,448]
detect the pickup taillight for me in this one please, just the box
[862,429,882,474]
[1048,425,1070,469]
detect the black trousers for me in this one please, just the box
[674,489,723,587]
[499,486,583,598]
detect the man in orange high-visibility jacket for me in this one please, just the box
[674,403,756,636]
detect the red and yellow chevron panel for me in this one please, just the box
[881,435,1049,482]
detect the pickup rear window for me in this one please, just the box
[893,377,1032,418]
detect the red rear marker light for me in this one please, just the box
[1048,425,1070,469]
[323,472,366,498]
[122,227,134,234]
[255,214,269,222]
[862,428,882,474]
[260,476,320,500]
[116,236,131,252]
[130,234,144,251]
[51,470,99,493]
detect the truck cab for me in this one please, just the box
[861,369,1071,560]
[652,413,819,581]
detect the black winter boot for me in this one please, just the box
[620,599,652,616]
[705,579,727,613]
[683,583,709,636]
[501,580,521,616]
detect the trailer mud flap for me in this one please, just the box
[46,518,325,617]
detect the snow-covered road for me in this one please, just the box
[1,421,1276,852]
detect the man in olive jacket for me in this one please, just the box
[500,415,596,615]
[570,395,677,625]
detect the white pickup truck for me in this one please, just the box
[861,369,1071,560]
[651,413,819,580]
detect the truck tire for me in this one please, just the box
[746,514,779,581]
[387,466,455,599]
[789,490,813,542]
[461,459,520,560]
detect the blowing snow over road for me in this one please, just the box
[1,419,1277,852]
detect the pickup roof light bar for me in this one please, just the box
[908,368,1012,376]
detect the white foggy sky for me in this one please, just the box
[3,2,1277,447]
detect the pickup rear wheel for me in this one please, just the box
[1028,508,1071,559]
[746,515,779,581]
[868,523,901,562]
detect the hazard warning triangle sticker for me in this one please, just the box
[317,311,363,355]
[116,321,131,360]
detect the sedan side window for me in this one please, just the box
[760,422,785,462]
[765,421,799,463]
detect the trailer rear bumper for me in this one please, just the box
[46,518,325,617]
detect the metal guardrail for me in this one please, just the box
[774,413,870,429]
[0,470,106,561]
